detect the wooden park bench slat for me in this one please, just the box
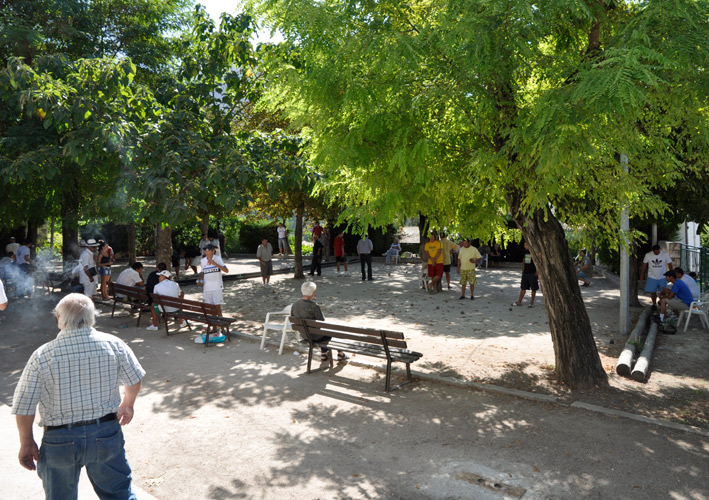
[289,317,423,391]
[303,327,410,350]
[110,282,151,327]
[152,294,238,348]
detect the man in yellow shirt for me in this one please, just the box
[457,239,482,300]
[424,233,444,293]
[440,232,459,290]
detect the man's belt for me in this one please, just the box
[46,413,117,431]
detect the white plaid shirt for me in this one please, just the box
[11,327,145,427]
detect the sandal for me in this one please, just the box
[321,352,330,361]
[337,352,347,362]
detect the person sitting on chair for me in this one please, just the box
[385,239,401,264]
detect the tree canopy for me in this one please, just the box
[251,0,709,387]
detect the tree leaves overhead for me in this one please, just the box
[252,0,709,242]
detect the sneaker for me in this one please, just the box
[470,296,475,300]
[337,272,342,276]
[459,296,465,300]
[179,320,187,327]
[146,325,159,331]
[344,271,350,276]
[582,282,590,287]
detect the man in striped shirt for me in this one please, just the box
[12,293,145,499]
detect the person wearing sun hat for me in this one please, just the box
[78,238,100,298]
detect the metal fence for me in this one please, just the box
[679,244,708,294]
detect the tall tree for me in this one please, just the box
[130,6,263,264]
[0,56,155,258]
[253,0,709,387]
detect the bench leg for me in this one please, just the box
[111,300,117,318]
[406,363,412,382]
[385,360,393,392]
[306,346,314,374]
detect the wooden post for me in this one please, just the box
[616,306,651,377]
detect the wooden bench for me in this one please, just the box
[110,282,151,327]
[289,317,423,391]
[152,294,237,346]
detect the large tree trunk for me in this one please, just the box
[26,219,39,258]
[293,201,305,279]
[418,213,428,242]
[155,223,172,272]
[126,223,137,264]
[200,214,209,237]
[61,174,80,262]
[512,204,608,389]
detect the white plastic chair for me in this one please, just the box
[260,304,294,355]
[680,292,709,332]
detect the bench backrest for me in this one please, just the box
[289,317,408,349]
[152,294,220,316]
[110,282,148,301]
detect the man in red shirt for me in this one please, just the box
[334,232,349,276]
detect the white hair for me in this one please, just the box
[55,293,96,331]
[301,281,317,297]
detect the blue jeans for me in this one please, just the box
[38,419,136,500]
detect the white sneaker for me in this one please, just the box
[344,271,350,276]
[337,272,342,276]
[146,325,159,331]
[179,320,187,327]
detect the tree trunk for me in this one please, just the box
[418,213,428,242]
[61,174,80,262]
[200,214,209,237]
[155,223,172,272]
[26,219,39,258]
[126,223,137,264]
[293,201,305,279]
[512,204,608,389]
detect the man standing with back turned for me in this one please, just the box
[12,293,145,499]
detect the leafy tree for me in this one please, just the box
[253,0,709,388]
[129,6,264,266]
[0,55,155,258]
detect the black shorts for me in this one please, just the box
[336,256,346,263]
[443,264,451,273]
[520,273,539,291]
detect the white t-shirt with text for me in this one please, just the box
[201,255,226,291]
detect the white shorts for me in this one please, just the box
[203,289,224,305]
[190,256,201,267]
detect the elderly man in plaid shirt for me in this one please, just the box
[12,293,145,499]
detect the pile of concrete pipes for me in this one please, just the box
[616,306,659,382]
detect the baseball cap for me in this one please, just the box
[157,270,172,278]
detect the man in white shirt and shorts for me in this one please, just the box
[640,244,673,308]
[201,244,229,317]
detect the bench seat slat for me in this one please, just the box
[325,340,422,362]
[290,318,405,340]
[152,293,236,346]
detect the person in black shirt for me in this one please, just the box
[291,281,346,361]
[513,242,538,308]
[309,235,323,276]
